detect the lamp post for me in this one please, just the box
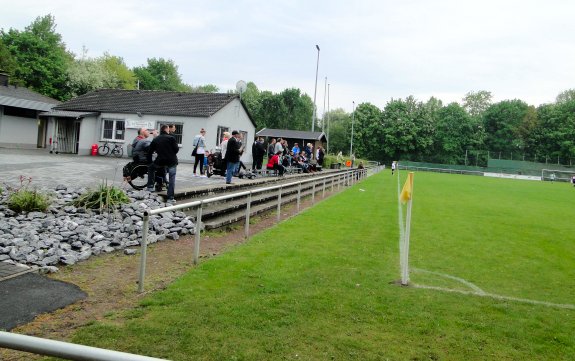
[322,76,327,130]
[350,101,355,157]
[327,83,330,154]
[312,44,320,132]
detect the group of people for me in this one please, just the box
[130,129,326,202]
[257,137,324,176]
[131,124,179,204]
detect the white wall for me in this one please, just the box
[208,99,255,164]
[0,113,39,149]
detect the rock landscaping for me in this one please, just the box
[0,185,196,272]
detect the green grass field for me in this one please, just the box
[63,170,575,360]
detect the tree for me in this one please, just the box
[380,96,435,162]
[532,101,575,163]
[0,38,21,84]
[555,89,575,104]
[463,90,492,118]
[101,53,137,90]
[67,48,118,97]
[1,14,73,99]
[433,103,476,164]
[133,58,188,91]
[352,102,382,159]
[246,87,313,131]
[325,108,351,155]
[483,100,532,156]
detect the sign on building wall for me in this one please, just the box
[126,119,155,129]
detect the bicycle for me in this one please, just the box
[123,162,169,191]
[98,141,124,157]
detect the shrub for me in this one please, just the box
[6,176,51,213]
[73,182,130,211]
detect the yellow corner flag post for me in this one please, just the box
[400,172,414,285]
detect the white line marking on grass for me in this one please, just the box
[413,268,486,295]
[411,269,575,310]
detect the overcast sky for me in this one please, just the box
[2,0,574,116]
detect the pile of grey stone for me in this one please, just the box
[0,185,196,272]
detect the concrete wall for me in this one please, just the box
[0,110,40,149]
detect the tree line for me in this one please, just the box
[2,15,574,166]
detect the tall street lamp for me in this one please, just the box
[350,101,355,157]
[322,76,327,130]
[312,44,320,132]
[327,83,330,154]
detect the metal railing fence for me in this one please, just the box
[138,167,381,293]
[0,331,170,361]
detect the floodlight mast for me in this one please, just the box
[312,44,320,132]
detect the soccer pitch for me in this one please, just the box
[400,170,575,308]
[68,169,575,360]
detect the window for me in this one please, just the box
[239,130,249,147]
[3,106,37,119]
[158,122,183,145]
[102,119,125,141]
[216,126,230,146]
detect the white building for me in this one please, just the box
[40,89,256,163]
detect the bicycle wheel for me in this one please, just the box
[111,146,124,158]
[98,144,109,156]
[128,164,149,190]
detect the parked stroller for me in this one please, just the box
[206,149,225,177]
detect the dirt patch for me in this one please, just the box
[0,195,326,361]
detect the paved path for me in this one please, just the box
[0,147,243,190]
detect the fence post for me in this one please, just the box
[194,202,203,265]
[297,182,302,212]
[322,178,326,198]
[277,186,282,222]
[312,182,316,204]
[245,192,252,240]
[138,213,150,293]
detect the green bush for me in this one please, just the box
[73,182,130,211]
[8,189,51,213]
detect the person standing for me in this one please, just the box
[148,124,179,204]
[267,138,276,159]
[316,146,325,167]
[304,143,313,159]
[252,137,265,170]
[391,161,396,175]
[224,130,242,184]
[274,137,284,155]
[192,128,207,176]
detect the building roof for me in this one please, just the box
[39,110,99,118]
[54,89,244,118]
[0,85,60,111]
[256,128,326,141]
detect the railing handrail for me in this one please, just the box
[138,168,380,293]
[0,330,171,361]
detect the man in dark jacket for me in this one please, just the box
[224,130,242,184]
[148,124,179,203]
[251,137,265,170]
